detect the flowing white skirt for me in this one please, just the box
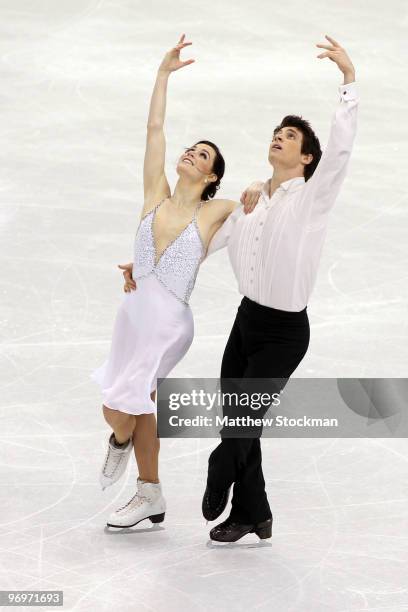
[90,273,194,415]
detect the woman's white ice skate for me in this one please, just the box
[100,432,133,491]
[106,479,166,528]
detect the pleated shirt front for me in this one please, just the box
[207,81,359,312]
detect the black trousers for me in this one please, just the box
[207,296,310,524]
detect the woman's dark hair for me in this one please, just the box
[193,140,225,200]
[273,116,322,181]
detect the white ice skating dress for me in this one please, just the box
[90,198,205,415]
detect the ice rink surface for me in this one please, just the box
[1,0,408,610]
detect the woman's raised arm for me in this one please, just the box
[142,34,195,212]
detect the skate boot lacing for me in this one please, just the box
[116,493,148,514]
[102,439,129,477]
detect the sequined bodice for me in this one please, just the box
[133,199,205,304]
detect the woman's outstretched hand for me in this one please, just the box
[158,34,195,73]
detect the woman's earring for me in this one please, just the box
[204,179,208,184]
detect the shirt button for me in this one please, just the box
[250,266,254,271]
[259,221,264,226]
[252,251,256,255]
[255,237,259,241]
[343,90,346,94]
[250,279,253,283]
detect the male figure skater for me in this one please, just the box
[120,35,358,542]
[199,35,358,542]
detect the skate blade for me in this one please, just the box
[107,512,165,529]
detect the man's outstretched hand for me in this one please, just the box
[316,35,355,84]
[118,263,136,292]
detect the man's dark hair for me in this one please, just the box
[273,116,322,181]
[194,140,225,200]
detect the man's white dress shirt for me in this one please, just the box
[206,82,359,311]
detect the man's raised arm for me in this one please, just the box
[294,36,358,229]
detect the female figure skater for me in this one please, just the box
[91,34,245,529]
